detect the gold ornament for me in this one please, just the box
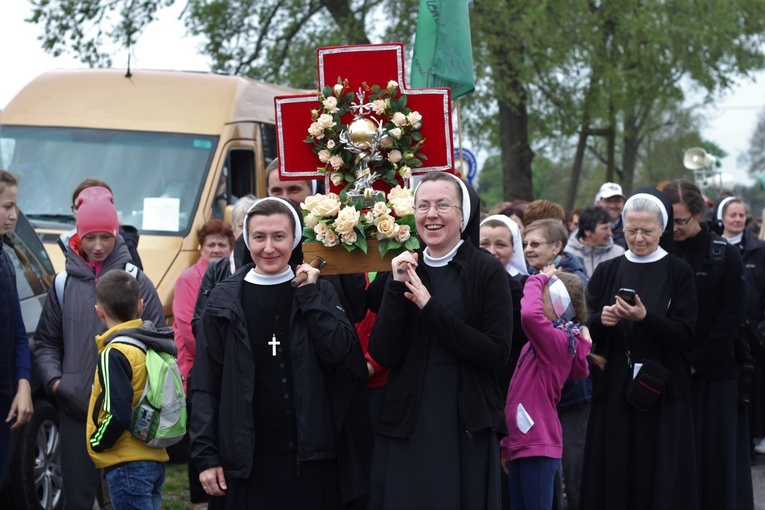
[347,118,377,149]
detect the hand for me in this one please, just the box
[391,252,418,282]
[200,466,227,497]
[51,379,60,395]
[8,379,33,431]
[600,305,620,327]
[367,361,376,379]
[402,264,431,310]
[501,458,509,475]
[580,325,593,344]
[541,264,559,279]
[614,293,647,321]
[294,262,320,287]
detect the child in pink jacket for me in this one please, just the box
[500,268,604,510]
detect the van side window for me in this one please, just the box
[214,149,255,219]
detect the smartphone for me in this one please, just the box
[618,288,636,306]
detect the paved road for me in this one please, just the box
[755,458,765,509]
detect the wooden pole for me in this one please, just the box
[456,98,464,178]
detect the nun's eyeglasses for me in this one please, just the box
[415,202,461,214]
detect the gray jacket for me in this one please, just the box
[566,231,625,279]
[34,236,165,420]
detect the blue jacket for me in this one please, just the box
[0,235,31,399]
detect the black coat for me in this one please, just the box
[739,228,765,324]
[674,227,746,379]
[369,240,512,438]
[189,265,369,503]
[581,254,698,509]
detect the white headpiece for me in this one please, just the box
[623,193,668,230]
[480,214,528,276]
[415,173,471,232]
[243,197,302,250]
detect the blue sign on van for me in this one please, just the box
[454,148,477,184]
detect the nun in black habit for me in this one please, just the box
[580,188,699,509]
[368,173,512,509]
[190,197,369,509]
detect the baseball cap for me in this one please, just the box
[597,182,625,201]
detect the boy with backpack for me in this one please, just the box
[87,269,179,509]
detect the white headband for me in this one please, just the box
[243,197,302,250]
[717,196,737,222]
[623,193,668,230]
[480,214,528,276]
[548,275,576,321]
[415,173,471,232]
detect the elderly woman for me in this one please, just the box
[368,172,512,509]
[190,197,368,509]
[523,218,587,282]
[580,188,699,509]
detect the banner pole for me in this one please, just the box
[456,98,464,178]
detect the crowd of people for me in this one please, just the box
[2,164,764,510]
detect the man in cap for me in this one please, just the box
[595,182,627,249]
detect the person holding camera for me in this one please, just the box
[580,188,698,509]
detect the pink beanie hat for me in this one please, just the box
[76,186,119,238]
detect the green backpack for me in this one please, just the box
[113,336,187,448]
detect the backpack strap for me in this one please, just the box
[110,336,148,353]
[706,231,727,284]
[54,270,68,311]
[125,262,140,279]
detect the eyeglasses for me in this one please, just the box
[522,240,554,249]
[673,217,692,227]
[415,202,462,214]
[70,205,78,214]
[625,228,658,238]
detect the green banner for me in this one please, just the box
[410,0,475,98]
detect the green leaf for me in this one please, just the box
[345,92,355,103]
[405,236,420,251]
[410,158,423,168]
[323,86,332,98]
[398,95,407,108]
[340,190,348,202]
[371,85,380,93]
[378,239,390,258]
[415,152,428,160]
[356,233,368,254]
[376,193,386,202]
[411,131,423,141]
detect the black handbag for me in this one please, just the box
[626,360,669,411]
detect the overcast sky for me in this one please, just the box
[1,0,763,186]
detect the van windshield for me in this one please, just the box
[0,126,217,236]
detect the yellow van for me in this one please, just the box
[0,68,303,320]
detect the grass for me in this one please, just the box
[162,462,191,510]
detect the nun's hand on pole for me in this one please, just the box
[294,262,320,287]
[392,251,418,282]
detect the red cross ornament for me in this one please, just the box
[274,43,454,193]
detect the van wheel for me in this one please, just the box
[8,400,63,510]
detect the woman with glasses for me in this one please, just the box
[523,218,587,283]
[661,180,751,508]
[580,188,699,509]
[368,172,512,509]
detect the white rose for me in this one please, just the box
[323,229,339,247]
[407,111,423,128]
[304,214,320,228]
[334,206,360,234]
[380,135,394,148]
[341,230,358,245]
[392,112,407,127]
[398,165,412,180]
[387,80,398,90]
[313,223,328,240]
[396,224,411,242]
[317,114,335,129]
[389,127,402,140]
[318,149,331,163]
[333,83,344,95]
[372,201,391,218]
[311,109,319,118]
[374,214,399,239]
[330,172,344,186]
[365,211,375,224]
[322,96,338,113]
[372,99,387,115]
[388,150,402,164]
[308,122,324,138]
[391,197,415,217]
[327,139,336,149]
[387,185,411,201]
[308,194,341,217]
[329,155,344,171]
